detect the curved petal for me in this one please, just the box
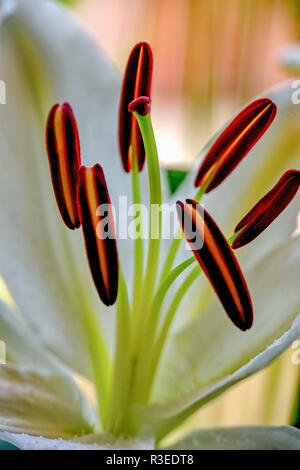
[0,0,16,22]
[169,426,300,450]
[0,299,66,370]
[0,430,154,450]
[0,364,95,437]
[137,236,300,438]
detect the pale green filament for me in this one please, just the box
[131,148,144,341]
[144,231,242,400]
[131,111,162,355]
[147,264,202,400]
[227,228,243,245]
[136,112,162,299]
[159,180,211,283]
[132,256,196,402]
[149,256,196,336]
[107,271,131,434]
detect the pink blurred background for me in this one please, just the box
[77,0,299,166]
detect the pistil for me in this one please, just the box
[129,98,162,356]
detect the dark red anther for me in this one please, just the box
[232,170,300,249]
[78,164,119,306]
[195,98,277,192]
[119,42,153,172]
[177,200,253,331]
[46,103,81,229]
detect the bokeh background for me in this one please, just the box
[76,0,300,168]
[60,0,300,441]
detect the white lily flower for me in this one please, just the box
[0,0,299,450]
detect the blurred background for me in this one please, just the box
[75,0,300,168]
[61,0,300,439]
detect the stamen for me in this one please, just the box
[119,42,153,172]
[194,98,277,192]
[177,200,253,331]
[78,165,119,306]
[232,169,300,248]
[46,103,81,229]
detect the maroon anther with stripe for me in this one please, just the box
[177,200,253,331]
[119,42,153,172]
[195,98,277,192]
[46,103,81,229]
[78,164,119,306]
[232,170,300,249]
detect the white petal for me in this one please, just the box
[0,0,128,375]
[0,363,95,437]
[0,299,66,370]
[0,0,16,22]
[169,426,300,450]
[0,0,168,374]
[0,430,154,450]
[138,237,300,437]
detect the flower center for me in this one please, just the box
[44,42,299,437]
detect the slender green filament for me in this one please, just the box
[107,271,131,434]
[131,111,162,356]
[147,264,202,399]
[131,147,144,341]
[136,112,162,300]
[144,232,240,400]
[132,256,196,402]
[159,181,210,283]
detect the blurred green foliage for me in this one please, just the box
[56,0,79,5]
[166,169,188,195]
[294,0,300,13]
